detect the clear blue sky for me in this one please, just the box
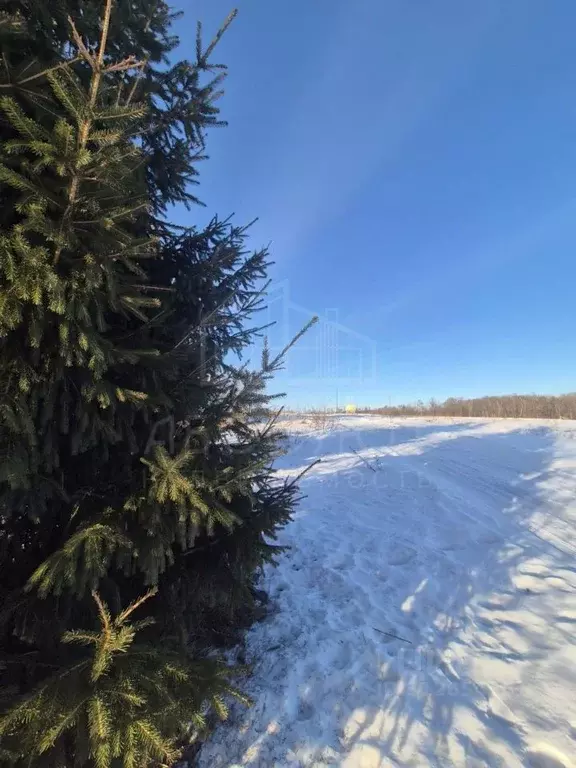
[172,0,576,407]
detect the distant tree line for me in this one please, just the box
[360,393,576,419]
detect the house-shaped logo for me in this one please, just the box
[264,280,378,386]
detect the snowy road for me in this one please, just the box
[198,417,576,768]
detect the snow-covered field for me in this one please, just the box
[198,416,576,768]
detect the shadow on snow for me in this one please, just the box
[201,420,576,767]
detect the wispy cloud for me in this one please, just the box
[247,0,503,260]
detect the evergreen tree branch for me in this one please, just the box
[54,0,145,264]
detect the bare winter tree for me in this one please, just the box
[360,393,576,420]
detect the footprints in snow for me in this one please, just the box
[272,466,576,768]
[387,544,417,566]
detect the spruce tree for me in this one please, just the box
[0,1,312,765]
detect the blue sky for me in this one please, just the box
[173,0,576,407]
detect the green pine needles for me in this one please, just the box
[0,590,249,767]
[0,1,311,765]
